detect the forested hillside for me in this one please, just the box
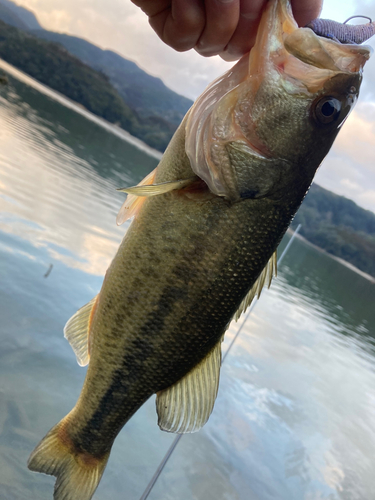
[0,0,193,148]
[0,20,174,150]
[292,184,375,277]
[30,30,193,126]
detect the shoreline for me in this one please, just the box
[287,227,375,283]
[0,58,163,161]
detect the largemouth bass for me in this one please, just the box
[28,1,371,498]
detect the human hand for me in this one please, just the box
[132,0,323,61]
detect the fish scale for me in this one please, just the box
[27,0,371,498]
[69,185,306,457]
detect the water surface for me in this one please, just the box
[0,64,374,500]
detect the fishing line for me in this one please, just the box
[138,224,302,500]
[343,15,372,24]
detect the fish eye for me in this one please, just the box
[313,97,342,125]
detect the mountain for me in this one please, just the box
[0,0,42,29]
[292,184,375,277]
[0,2,27,30]
[0,21,151,143]
[0,13,188,150]
[0,0,193,149]
[29,29,193,126]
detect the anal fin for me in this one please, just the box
[156,337,223,434]
[63,295,99,367]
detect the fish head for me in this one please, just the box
[185,0,372,201]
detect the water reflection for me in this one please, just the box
[0,74,158,276]
[0,70,173,500]
[0,66,375,500]
[277,238,375,351]
[146,240,375,500]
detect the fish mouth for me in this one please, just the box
[184,0,372,200]
[248,0,372,94]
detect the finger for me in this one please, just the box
[195,0,240,57]
[149,0,206,52]
[219,0,265,61]
[131,0,171,18]
[291,0,323,27]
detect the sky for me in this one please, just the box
[12,0,375,213]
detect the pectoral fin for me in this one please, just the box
[63,295,99,366]
[116,169,196,225]
[117,177,196,197]
[234,250,277,321]
[156,338,223,433]
[116,168,157,226]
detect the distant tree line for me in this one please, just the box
[292,184,375,277]
[29,29,193,127]
[0,20,174,151]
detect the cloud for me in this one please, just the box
[16,0,375,101]
[36,8,72,31]
[16,0,375,100]
[315,105,375,213]
[17,0,230,99]
[335,105,375,169]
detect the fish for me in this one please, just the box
[27,1,371,499]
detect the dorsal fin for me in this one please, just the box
[234,250,277,321]
[63,295,99,366]
[156,337,223,433]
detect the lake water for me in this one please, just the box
[1,61,375,500]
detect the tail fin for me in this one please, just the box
[28,418,110,500]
